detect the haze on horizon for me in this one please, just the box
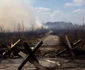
[0,0,85,32]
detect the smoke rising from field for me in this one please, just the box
[0,0,42,32]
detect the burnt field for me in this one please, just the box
[0,0,85,70]
[0,28,85,70]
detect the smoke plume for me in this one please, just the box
[0,0,42,32]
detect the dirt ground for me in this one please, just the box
[1,55,85,70]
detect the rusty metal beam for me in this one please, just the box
[18,41,46,70]
[2,39,20,57]
[57,35,81,58]
[65,35,75,58]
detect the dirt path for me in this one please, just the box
[0,56,85,70]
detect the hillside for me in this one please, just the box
[44,21,73,29]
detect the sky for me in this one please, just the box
[31,0,85,24]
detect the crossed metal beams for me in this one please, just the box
[18,41,46,70]
[0,39,46,70]
[0,35,82,69]
[2,39,20,58]
[57,35,81,58]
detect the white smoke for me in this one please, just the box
[0,0,43,32]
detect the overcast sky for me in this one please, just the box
[31,0,85,24]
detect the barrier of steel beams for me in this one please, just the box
[57,35,81,58]
[18,41,46,70]
[2,39,20,58]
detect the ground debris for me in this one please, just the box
[1,56,85,70]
